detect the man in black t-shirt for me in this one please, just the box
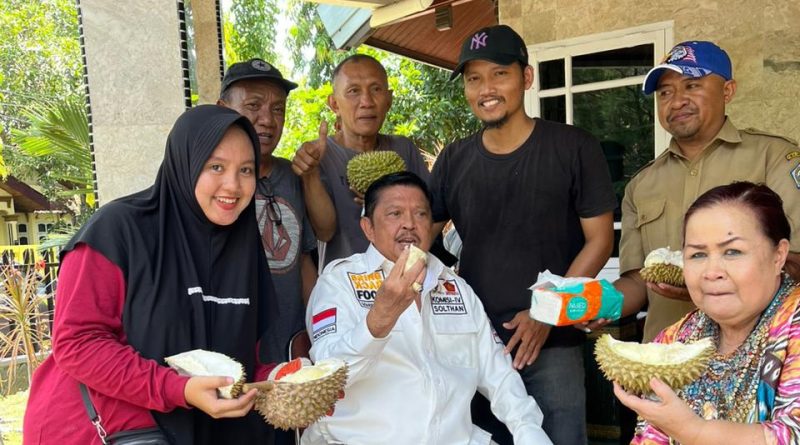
[430,25,617,445]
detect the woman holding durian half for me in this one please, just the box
[24,106,276,444]
[614,182,800,445]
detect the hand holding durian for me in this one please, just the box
[639,247,684,287]
[639,248,692,301]
[166,350,348,430]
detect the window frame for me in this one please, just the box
[524,21,674,158]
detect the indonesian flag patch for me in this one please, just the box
[312,307,337,340]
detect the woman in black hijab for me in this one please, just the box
[24,105,275,444]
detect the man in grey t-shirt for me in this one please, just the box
[218,58,317,368]
[292,54,429,267]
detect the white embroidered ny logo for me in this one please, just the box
[470,32,488,50]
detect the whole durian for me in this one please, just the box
[594,334,713,394]
[639,247,684,287]
[165,349,245,399]
[251,358,348,430]
[346,151,407,194]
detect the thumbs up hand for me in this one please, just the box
[292,120,329,178]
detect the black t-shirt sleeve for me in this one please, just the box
[572,133,617,218]
[429,145,451,223]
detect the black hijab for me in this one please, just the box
[63,105,274,444]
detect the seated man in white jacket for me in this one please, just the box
[303,171,552,445]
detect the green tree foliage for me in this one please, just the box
[0,0,83,202]
[286,0,336,89]
[382,56,479,154]
[275,82,335,160]
[224,0,279,64]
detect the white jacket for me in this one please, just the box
[302,245,552,445]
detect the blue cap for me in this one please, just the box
[642,41,732,95]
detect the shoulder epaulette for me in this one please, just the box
[741,128,798,147]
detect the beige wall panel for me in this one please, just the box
[81,0,186,203]
[503,0,800,142]
[92,125,172,197]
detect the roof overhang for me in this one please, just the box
[0,176,54,213]
[314,0,434,28]
[311,0,497,70]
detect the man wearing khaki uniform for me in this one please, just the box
[614,41,800,341]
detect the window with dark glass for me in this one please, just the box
[572,44,654,85]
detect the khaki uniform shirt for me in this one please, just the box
[620,118,800,341]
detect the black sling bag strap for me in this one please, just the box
[79,383,170,445]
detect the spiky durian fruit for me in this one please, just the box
[252,358,348,430]
[639,247,684,287]
[346,151,407,194]
[594,334,713,394]
[404,244,428,273]
[165,349,245,399]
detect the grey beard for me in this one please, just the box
[482,114,509,129]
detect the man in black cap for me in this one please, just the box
[429,25,617,444]
[218,59,317,445]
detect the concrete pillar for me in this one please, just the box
[192,0,225,104]
[78,0,188,203]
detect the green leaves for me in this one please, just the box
[276,82,335,160]
[0,0,82,136]
[11,99,95,208]
[224,0,279,64]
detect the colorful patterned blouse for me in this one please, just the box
[631,283,800,444]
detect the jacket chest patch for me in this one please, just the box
[430,279,467,315]
[347,270,385,309]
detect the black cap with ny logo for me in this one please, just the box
[450,24,529,81]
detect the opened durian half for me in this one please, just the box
[346,151,407,195]
[165,349,245,399]
[639,247,684,287]
[594,334,713,394]
[251,358,348,430]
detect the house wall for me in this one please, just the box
[0,212,65,246]
[499,0,800,143]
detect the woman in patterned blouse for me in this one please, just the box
[615,182,800,445]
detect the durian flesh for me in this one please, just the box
[255,358,348,430]
[640,247,685,286]
[404,244,428,273]
[346,151,407,194]
[165,349,245,399]
[594,334,713,394]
